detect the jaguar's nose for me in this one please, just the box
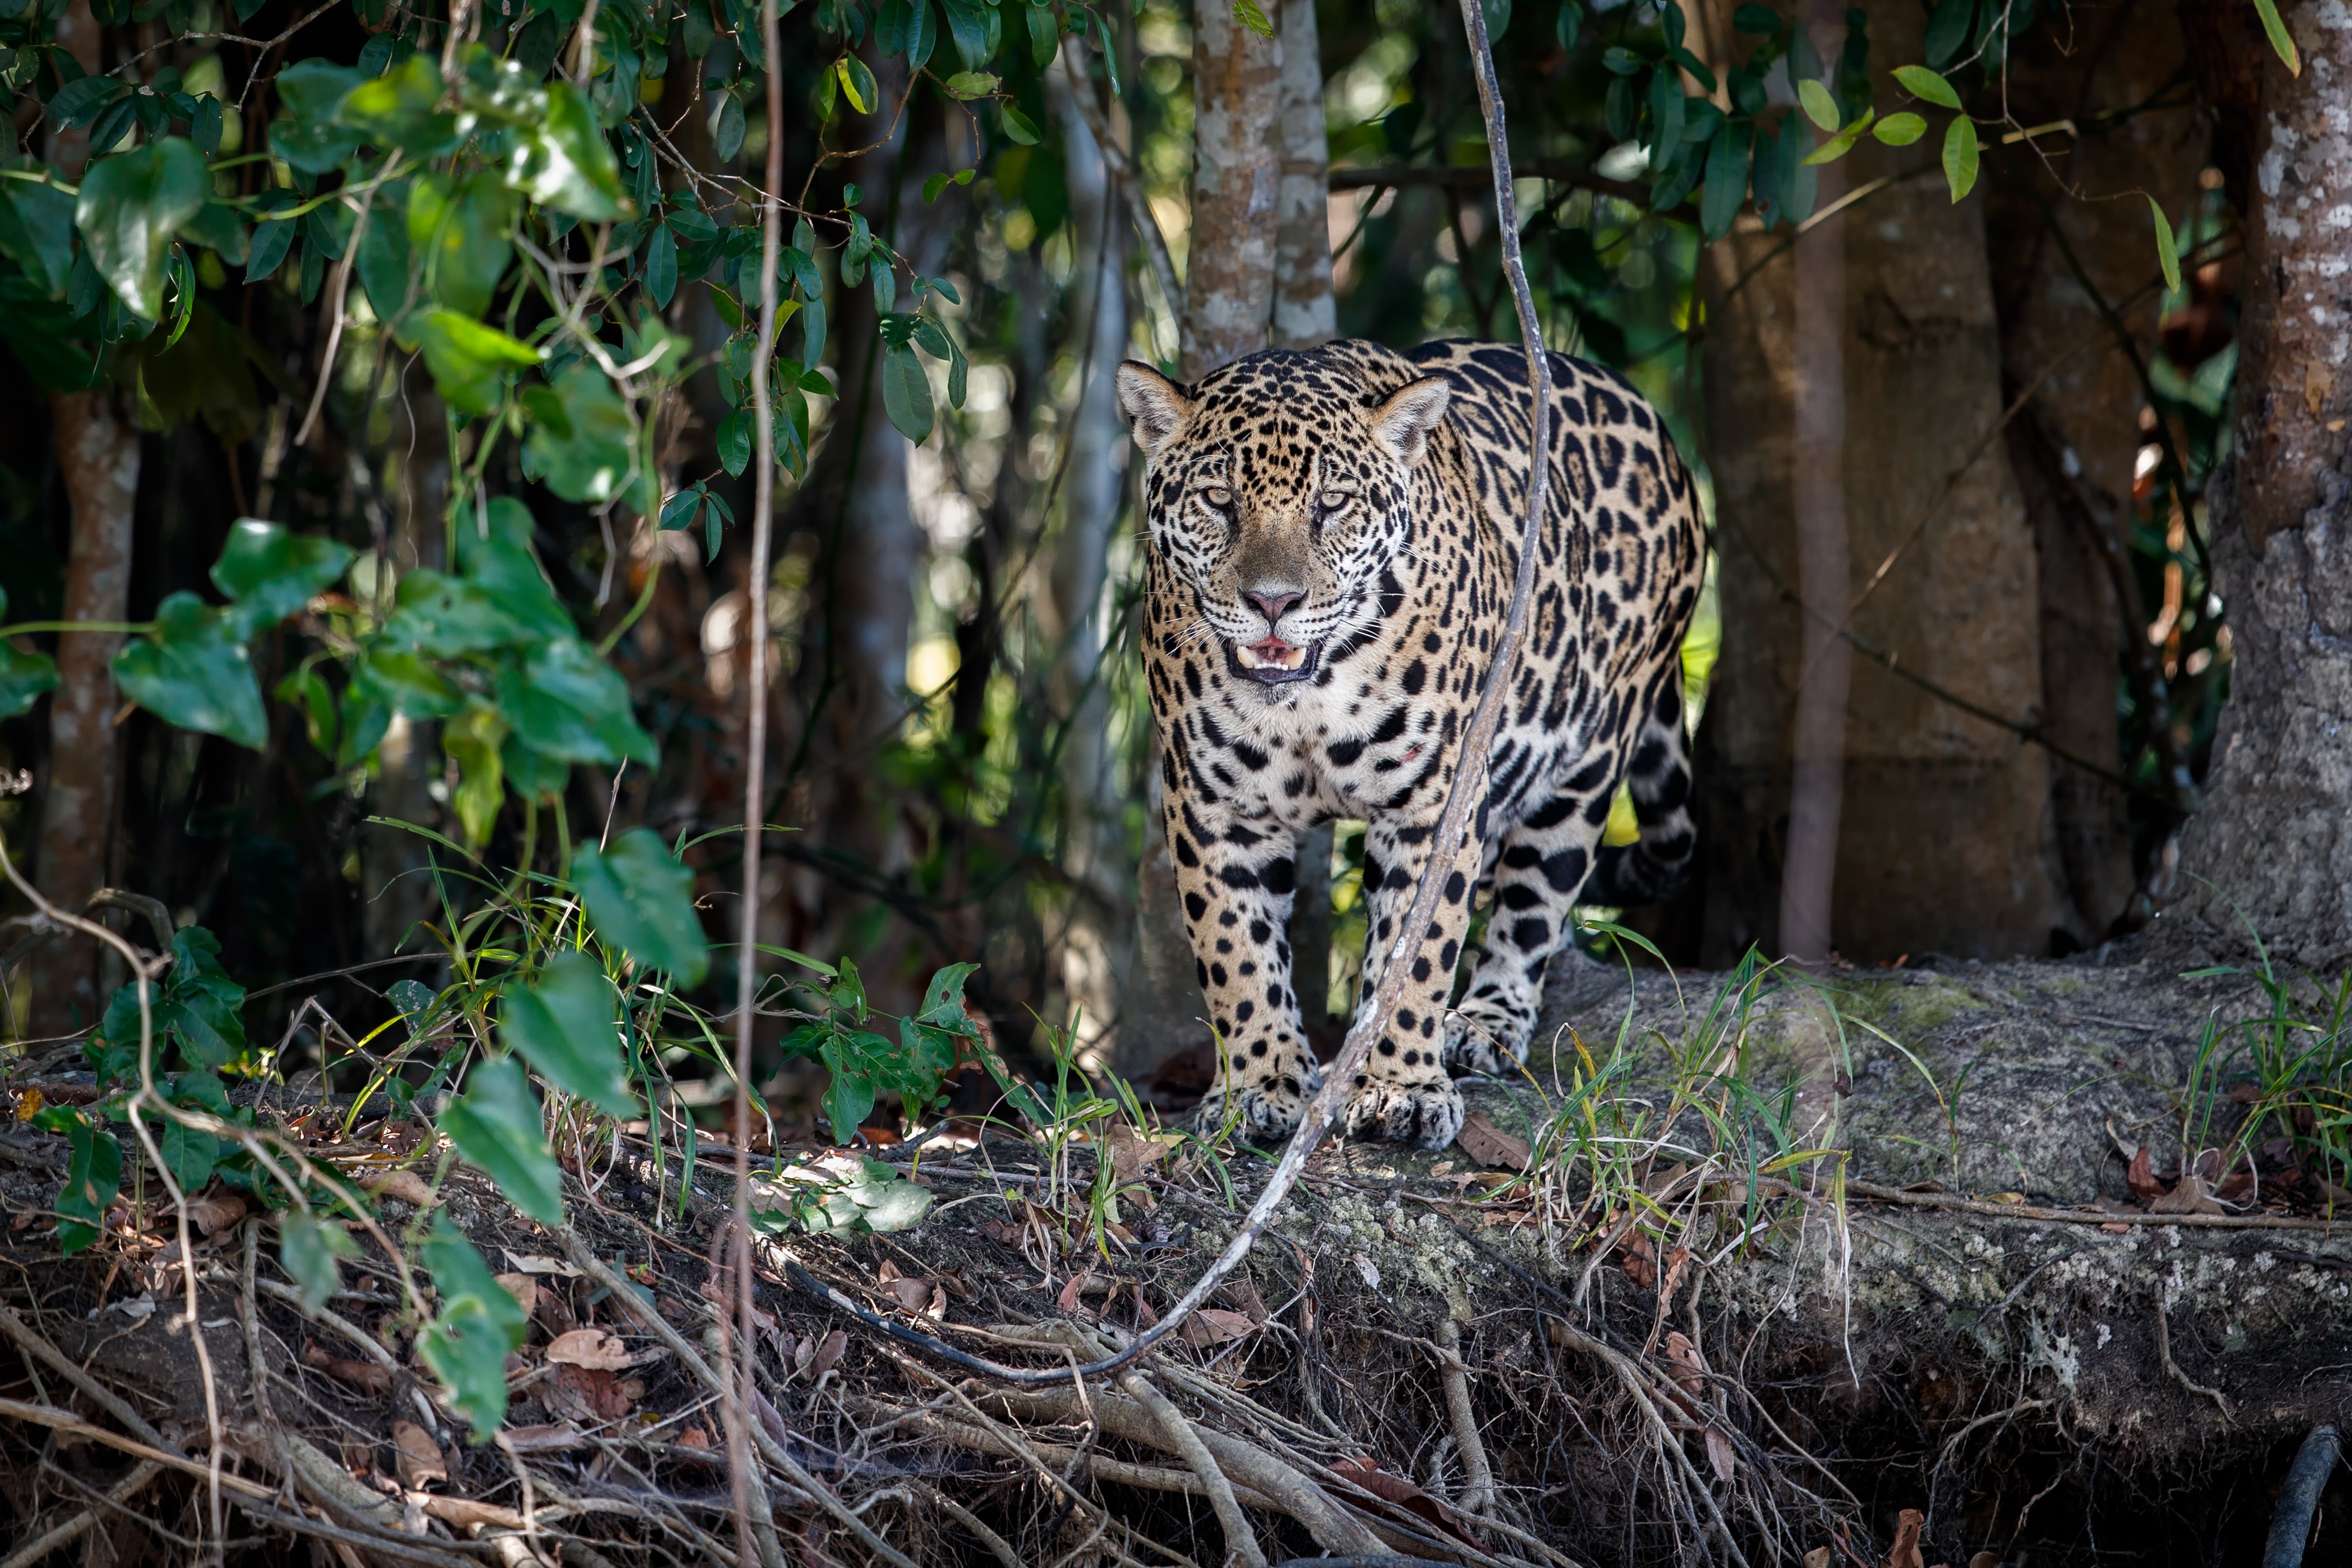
[1243,587,1303,628]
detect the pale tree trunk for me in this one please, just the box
[1271,0,1337,1041]
[2168,0,2352,968]
[1693,0,2065,965]
[1982,0,2204,944]
[32,395,137,1036]
[1117,4,1285,1078]
[1047,54,1134,1065]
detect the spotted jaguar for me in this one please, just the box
[1117,338,1705,1150]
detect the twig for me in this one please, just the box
[2155,1301,2234,1422]
[1434,1319,1495,1521]
[915,1482,1030,1568]
[1120,1369,1269,1568]
[0,1300,179,1453]
[554,1233,922,1568]
[0,1460,164,1568]
[1846,1178,2352,1232]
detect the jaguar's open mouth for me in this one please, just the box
[1229,636,1321,686]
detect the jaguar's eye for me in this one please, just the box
[1318,491,1352,514]
[1203,485,1233,509]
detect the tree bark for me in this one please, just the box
[2168,0,2352,968]
[1693,0,2066,965]
[32,393,138,1035]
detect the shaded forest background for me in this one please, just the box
[0,0,2296,1124]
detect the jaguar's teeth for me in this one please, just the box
[1238,640,1308,671]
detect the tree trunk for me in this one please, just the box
[1047,53,1134,1066]
[1693,0,2067,965]
[1980,0,2205,944]
[31,393,138,1035]
[1117,8,1287,1078]
[2168,0,2352,968]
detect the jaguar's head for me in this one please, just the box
[1116,351,1451,690]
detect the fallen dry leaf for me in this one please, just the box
[1621,1232,1659,1291]
[1328,1457,1474,1544]
[1703,1425,1737,1482]
[1177,1307,1260,1347]
[1056,1270,1093,1316]
[491,1273,540,1320]
[676,1424,713,1451]
[807,1328,849,1380]
[2151,1170,2226,1216]
[1805,1550,1832,1568]
[500,1423,586,1452]
[1455,1111,1532,1170]
[184,1192,248,1237]
[1884,1507,1925,1568]
[1661,1331,1706,1400]
[543,1364,636,1423]
[545,1329,634,1371]
[392,1421,446,1488]
[362,1170,437,1208]
[2127,1147,2161,1203]
[500,1251,581,1277]
[1354,1252,1382,1289]
[695,1279,777,1331]
[301,1341,395,1395]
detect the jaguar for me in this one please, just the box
[1117,338,1705,1150]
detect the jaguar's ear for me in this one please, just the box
[1116,361,1196,457]
[1369,375,1452,466]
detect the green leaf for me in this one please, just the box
[113,594,267,750]
[939,0,992,71]
[77,138,209,320]
[409,173,518,319]
[0,182,78,298]
[710,93,745,163]
[716,408,751,476]
[439,1056,566,1224]
[1800,114,1872,166]
[1232,0,1272,38]
[511,80,628,222]
[1922,0,1972,66]
[415,309,541,417]
[501,952,636,1117]
[1797,77,1841,132]
[575,828,708,985]
[2148,195,2182,297]
[1699,121,1752,242]
[384,569,530,658]
[881,341,933,442]
[835,54,877,115]
[335,53,460,156]
[1872,111,1928,146]
[445,705,507,846]
[1893,64,1961,109]
[0,641,59,719]
[47,75,126,127]
[2251,0,2299,75]
[644,222,677,309]
[54,1115,120,1254]
[95,925,250,1071]
[522,362,636,504]
[1603,45,1642,75]
[245,192,301,283]
[181,201,250,267]
[1941,114,1979,203]
[419,1214,527,1433]
[1000,103,1040,145]
[212,519,356,640]
[497,637,656,765]
[1027,1,1056,68]
[156,1115,220,1194]
[280,1212,356,1313]
[941,71,998,99]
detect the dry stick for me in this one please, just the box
[723,0,789,1557]
[554,1233,922,1568]
[1432,1319,1495,1521]
[1119,1370,1269,1568]
[0,1300,179,1453]
[2154,1301,2234,1422]
[915,1483,1028,1568]
[0,1460,165,1568]
[788,0,1554,1390]
[293,179,381,448]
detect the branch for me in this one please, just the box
[1328,160,1655,210]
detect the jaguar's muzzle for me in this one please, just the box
[1229,635,1321,686]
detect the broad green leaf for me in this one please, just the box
[835,54,877,115]
[0,181,77,297]
[1800,115,1871,166]
[2251,0,2298,75]
[644,222,677,308]
[280,1212,356,1312]
[245,192,301,283]
[268,59,365,173]
[47,74,124,127]
[500,952,636,1117]
[716,408,750,476]
[384,567,531,656]
[1027,1,1056,66]
[408,172,518,319]
[781,1155,934,1234]
[1942,114,1979,203]
[0,642,59,719]
[156,1118,219,1194]
[1699,121,1752,242]
[1873,112,1928,146]
[415,309,540,417]
[1922,0,1972,66]
[1796,77,1840,132]
[1893,64,1961,109]
[942,71,998,99]
[574,827,709,985]
[521,363,636,504]
[445,705,508,846]
[419,1214,527,1433]
[2149,194,2182,297]
[439,1056,565,1224]
[335,53,460,156]
[456,502,575,641]
[1001,104,1040,146]
[355,191,416,337]
[54,1115,120,1254]
[78,138,209,320]
[114,594,267,749]
[1647,71,1684,172]
[511,80,627,222]
[496,636,658,765]
[212,519,356,640]
[1232,0,1272,38]
[180,201,249,267]
[711,93,746,163]
[95,925,250,1070]
[882,342,933,442]
[940,0,992,70]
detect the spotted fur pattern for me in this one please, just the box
[1117,339,1705,1150]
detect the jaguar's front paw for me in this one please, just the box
[1443,1011,1529,1077]
[1195,1058,1322,1146]
[1341,1072,1465,1150]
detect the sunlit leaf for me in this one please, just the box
[2148,194,2182,297]
[415,309,541,417]
[500,952,637,1117]
[574,827,709,985]
[335,53,460,156]
[1872,111,1928,146]
[2251,0,2299,75]
[521,362,635,504]
[510,80,628,222]
[445,705,508,846]
[1893,64,1961,109]
[439,1056,565,1224]
[212,519,356,640]
[942,71,998,99]
[1796,77,1840,132]
[496,636,658,765]
[1942,114,1979,203]
[280,1212,356,1312]
[114,594,267,749]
